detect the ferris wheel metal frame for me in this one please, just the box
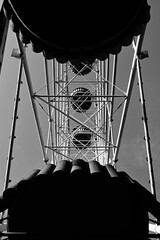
[0,1,159,238]
[6,28,155,192]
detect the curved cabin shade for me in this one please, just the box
[4,0,150,63]
[2,160,158,239]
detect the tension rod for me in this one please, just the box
[137,58,156,198]
[16,33,48,163]
[4,59,23,191]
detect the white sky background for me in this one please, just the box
[0,0,160,201]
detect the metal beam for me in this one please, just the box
[44,58,54,162]
[16,33,48,163]
[137,58,156,197]
[4,59,23,190]
[113,28,146,164]
[107,54,118,163]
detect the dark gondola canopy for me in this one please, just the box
[3,0,150,64]
[1,160,160,239]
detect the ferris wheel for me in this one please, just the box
[0,0,160,239]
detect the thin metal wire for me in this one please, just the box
[137,58,156,198]
[17,33,48,163]
[4,59,23,191]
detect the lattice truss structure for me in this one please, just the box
[0,27,155,197]
[15,34,146,166]
[0,0,156,200]
[34,57,126,165]
[1,1,160,238]
[16,39,137,165]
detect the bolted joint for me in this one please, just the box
[48,118,53,122]
[43,157,49,164]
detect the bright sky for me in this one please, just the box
[0,0,160,203]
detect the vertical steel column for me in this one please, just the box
[105,57,110,162]
[60,64,66,158]
[65,63,70,158]
[102,60,107,164]
[110,55,118,119]
[16,33,48,163]
[95,61,100,161]
[98,61,103,164]
[56,63,60,154]
[59,63,64,157]
[4,59,23,190]
[52,59,58,163]
[107,55,118,163]
[137,59,156,197]
[113,30,146,164]
[44,58,54,163]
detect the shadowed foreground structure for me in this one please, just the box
[1,159,160,239]
[2,0,150,63]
